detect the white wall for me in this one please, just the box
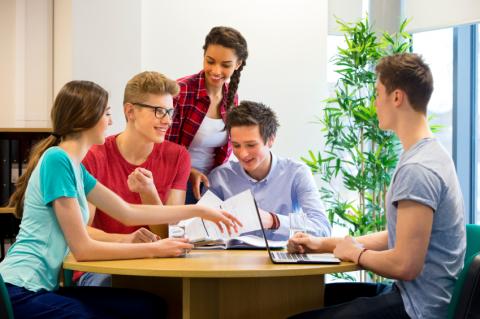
[72,0,142,135]
[328,0,363,35]
[53,0,73,96]
[23,0,53,127]
[3,0,329,161]
[404,0,480,32]
[0,0,17,127]
[142,0,328,160]
[0,0,53,128]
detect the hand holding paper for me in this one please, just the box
[181,190,286,249]
[198,205,243,235]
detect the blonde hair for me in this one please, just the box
[123,71,179,105]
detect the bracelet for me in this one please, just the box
[356,248,368,265]
[269,212,280,230]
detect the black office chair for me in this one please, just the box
[0,214,20,261]
[454,253,480,319]
[448,224,480,319]
[0,274,14,319]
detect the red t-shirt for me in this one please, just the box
[83,134,190,234]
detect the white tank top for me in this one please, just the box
[189,116,228,173]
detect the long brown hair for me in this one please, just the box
[203,26,248,111]
[9,80,108,218]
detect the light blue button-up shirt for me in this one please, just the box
[207,153,331,240]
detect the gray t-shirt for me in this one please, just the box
[386,138,466,319]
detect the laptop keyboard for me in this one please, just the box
[274,252,309,261]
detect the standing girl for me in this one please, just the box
[0,80,239,318]
[166,26,248,202]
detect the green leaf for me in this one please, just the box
[306,16,409,242]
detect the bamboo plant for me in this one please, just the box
[302,17,412,239]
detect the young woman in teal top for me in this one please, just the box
[0,80,240,318]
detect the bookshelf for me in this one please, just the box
[0,127,51,208]
[1,128,51,260]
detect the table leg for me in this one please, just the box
[113,275,324,319]
[185,275,324,319]
[112,275,183,319]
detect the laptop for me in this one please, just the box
[252,196,340,264]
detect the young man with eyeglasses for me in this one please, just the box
[74,71,191,286]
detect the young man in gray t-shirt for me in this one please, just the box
[288,53,466,319]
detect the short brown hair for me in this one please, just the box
[123,71,179,105]
[375,53,433,113]
[226,101,279,143]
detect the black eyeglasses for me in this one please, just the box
[132,102,174,119]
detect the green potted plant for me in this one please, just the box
[303,17,411,250]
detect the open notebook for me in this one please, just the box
[181,190,286,250]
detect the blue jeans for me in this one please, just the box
[7,283,166,319]
[289,283,410,319]
[185,181,198,204]
[77,272,112,287]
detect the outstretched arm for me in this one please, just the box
[149,189,186,238]
[87,182,240,234]
[288,202,431,281]
[166,189,187,205]
[356,231,389,251]
[54,197,193,261]
[87,226,160,243]
[334,200,433,280]
[288,227,389,253]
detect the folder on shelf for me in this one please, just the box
[9,139,19,193]
[0,139,10,206]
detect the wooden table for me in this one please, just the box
[0,207,14,214]
[64,250,358,319]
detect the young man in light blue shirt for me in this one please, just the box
[207,101,331,240]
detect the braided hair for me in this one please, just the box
[203,26,248,112]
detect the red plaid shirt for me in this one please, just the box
[166,71,237,168]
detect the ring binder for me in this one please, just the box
[0,128,51,259]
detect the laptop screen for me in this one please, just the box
[251,194,277,260]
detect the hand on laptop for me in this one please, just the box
[287,232,326,254]
[333,236,364,263]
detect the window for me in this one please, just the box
[326,35,345,95]
[412,28,454,155]
[476,24,480,223]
